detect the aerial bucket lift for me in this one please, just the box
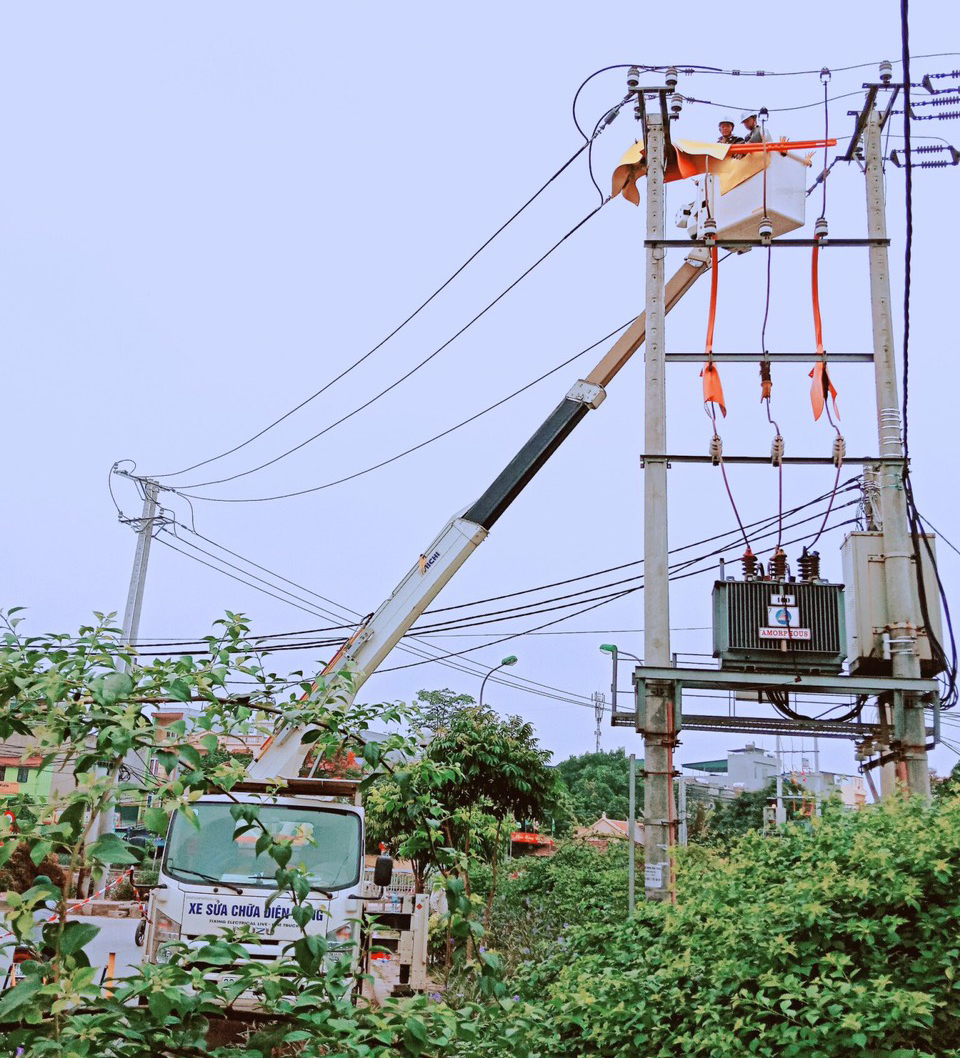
[613,137,823,240]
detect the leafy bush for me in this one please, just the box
[487,841,629,969]
[461,795,960,1057]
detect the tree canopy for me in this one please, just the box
[554,748,639,825]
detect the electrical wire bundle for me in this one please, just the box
[897,8,959,711]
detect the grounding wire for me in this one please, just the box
[171,202,607,492]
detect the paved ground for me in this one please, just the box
[75,912,144,981]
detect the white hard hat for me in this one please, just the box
[740,110,757,121]
[718,117,735,126]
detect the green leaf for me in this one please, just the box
[0,972,43,1017]
[90,671,134,707]
[88,832,138,865]
[292,904,314,929]
[59,920,101,955]
[179,744,203,772]
[167,678,192,702]
[406,1016,429,1043]
[144,806,169,835]
[29,840,53,866]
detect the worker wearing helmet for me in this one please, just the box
[740,110,763,143]
[717,118,743,145]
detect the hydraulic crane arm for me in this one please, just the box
[250,248,710,781]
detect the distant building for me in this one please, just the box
[573,812,644,850]
[680,743,867,810]
[0,752,52,802]
[682,743,778,791]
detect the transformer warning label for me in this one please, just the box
[759,627,811,640]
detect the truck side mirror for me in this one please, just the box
[373,855,393,888]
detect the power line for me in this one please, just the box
[150,482,857,646]
[155,316,636,504]
[165,202,607,493]
[147,139,596,483]
[375,514,859,673]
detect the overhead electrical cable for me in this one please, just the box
[170,202,607,492]
[893,3,959,710]
[409,500,861,635]
[156,479,859,636]
[377,515,859,673]
[147,139,599,483]
[163,317,637,504]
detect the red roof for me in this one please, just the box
[0,757,43,768]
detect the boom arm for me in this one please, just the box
[250,249,710,781]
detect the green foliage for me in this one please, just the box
[701,776,806,846]
[487,841,629,970]
[0,608,444,1056]
[438,795,960,1056]
[411,687,476,734]
[554,748,640,827]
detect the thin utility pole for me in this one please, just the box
[95,479,159,848]
[627,752,636,914]
[677,777,687,846]
[864,110,930,796]
[122,480,160,659]
[775,736,786,825]
[642,110,675,901]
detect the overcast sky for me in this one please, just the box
[3,2,959,784]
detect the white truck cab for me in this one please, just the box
[144,779,370,972]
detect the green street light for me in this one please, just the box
[599,644,641,717]
[479,656,518,708]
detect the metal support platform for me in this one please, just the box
[614,664,941,745]
[645,238,889,249]
[639,454,904,467]
[665,352,874,363]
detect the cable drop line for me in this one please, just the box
[176,522,363,619]
[148,141,592,483]
[153,535,337,620]
[175,202,607,491]
[902,0,913,459]
[820,69,830,220]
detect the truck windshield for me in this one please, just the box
[164,803,361,891]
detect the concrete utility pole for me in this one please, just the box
[94,479,159,850]
[122,479,160,659]
[864,110,930,797]
[627,752,637,914]
[642,111,675,901]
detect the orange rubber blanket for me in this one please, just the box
[612,138,836,205]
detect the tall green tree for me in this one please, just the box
[554,748,640,825]
[366,703,558,931]
[427,706,557,925]
[411,687,475,734]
